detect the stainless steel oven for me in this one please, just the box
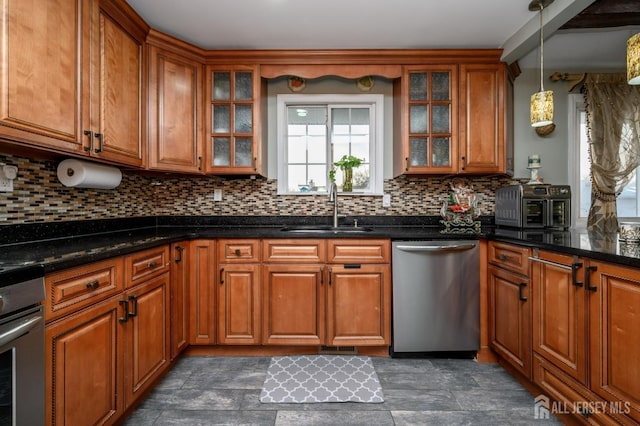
[495,184,571,229]
[0,266,45,426]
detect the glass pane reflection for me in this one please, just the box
[235,105,252,133]
[410,105,428,133]
[432,137,450,166]
[410,73,428,100]
[432,105,450,133]
[235,72,253,100]
[213,72,230,100]
[235,138,253,166]
[432,72,450,100]
[410,138,428,166]
[213,105,230,133]
[213,137,230,166]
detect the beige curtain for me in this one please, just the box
[584,73,640,233]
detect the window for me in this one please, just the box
[276,94,384,195]
[569,94,640,228]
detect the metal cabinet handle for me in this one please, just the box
[320,266,324,285]
[175,246,184,263]
[461,156,467,171]
[128,295,138,317]
[83,130,94,152]
[119,299,129,323]
[220,267,224,285]
[86,279,100,290]
[234,249,241,256]
[518,282,528,301]
[585,265,598,292]
[572,261,584,287]
[198,156,203,171]
[95,132,104,153]
[328,266,332,285]
[344,264,361,269]
[405,157,409,172]
[147,261,158,268]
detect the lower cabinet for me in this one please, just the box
[487,242,532,379]
[262,264,325,345]
[189,240,216,344]
[170,242,189,359]
[45,246,171,426]
[46,296,124,426]
[327,264,390,346]
[217,263,261,344]
[122,272,171,406]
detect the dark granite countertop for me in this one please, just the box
[1,216,639,284]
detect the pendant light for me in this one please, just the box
[529,0,554,127]
[627,32,640,85]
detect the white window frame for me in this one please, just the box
[276,93,384,195]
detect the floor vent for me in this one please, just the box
[318,345,357,355]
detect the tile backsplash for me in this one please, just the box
[0,154,514,224]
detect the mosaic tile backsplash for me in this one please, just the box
[0,154,514,224]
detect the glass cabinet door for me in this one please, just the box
[406,67,456,172]
[209,69,256,171]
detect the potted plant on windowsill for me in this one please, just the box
[329,155,364,192]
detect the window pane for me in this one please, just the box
[213,137,230,166]
[433,137,450,166]
[353,164,370,191]
[287,133,307,163]
[432,72,450,100]
[351,108,369,124]
[410,137,428,166]
[288,165,307,192]
[213,72,230,100]
[235,137,252,166]
[332,108,350,124]
[235,105,252,133]
[410,73,428,100]
[432,105,450,133]
[308,135,326,163]
[213,105,230,133]
[308,165,327,191]
[410,105,428,133]
[235,72,252,100]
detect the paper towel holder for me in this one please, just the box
[57,158,122,189]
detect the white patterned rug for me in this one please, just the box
[259,355,384,403]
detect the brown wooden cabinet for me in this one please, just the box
[589,260,640,424]
[0,0,146,166]
[531,250,587,385]
[188,240,216,344]
[147,40,204,173]
[122,272,170,406]
[45,245,171,425]
[170,242,189,360]
[262,239,326,345]
[46,295,125,426]
[487,241,532,378]
[459,63,507,174]
[393,62,510,176]
[205,65,266,175]
[327,264,390,346]
[261,239,391,347]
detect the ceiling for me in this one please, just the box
[126,0,640,70]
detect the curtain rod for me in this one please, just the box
[550,72,587,92]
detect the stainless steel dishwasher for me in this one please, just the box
[391,240,480,355]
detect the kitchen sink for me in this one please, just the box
[280,225,373,234]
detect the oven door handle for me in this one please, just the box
[0,315,42,347]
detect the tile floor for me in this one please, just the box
[123,355,563,425]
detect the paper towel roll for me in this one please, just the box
[57,159,122,189]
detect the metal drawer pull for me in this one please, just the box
[86,280,100,290]
[147,261,158,268]
[528,257,573,270]
[572,262,584,287]
[396,244,476,252]
[234,249,241,256]
[518,282,528,301]
[128,295,138,317]
[344,264,361,269]
[119,299,129,323]
[585,266,598,292]
[175,246,184,263]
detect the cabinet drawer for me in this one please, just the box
[45,257,124,321]
[125,245,170,287]
[218,239,260,263]
[327,239,390,264]
[488,241,530,276]
[262,239,326,263]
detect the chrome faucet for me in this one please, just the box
[328,182,339,227]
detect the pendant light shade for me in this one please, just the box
[530,90,554,127]
[529,0,554,128]
[627,33,640,85]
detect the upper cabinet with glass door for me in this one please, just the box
[205,66,266,175]
[393,65,458,175]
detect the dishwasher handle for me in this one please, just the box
[395,244,476,253]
